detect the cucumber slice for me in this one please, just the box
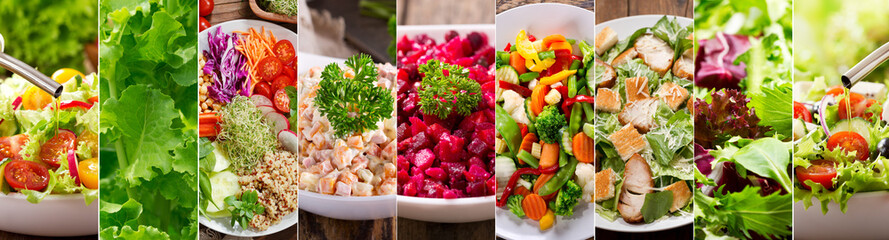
[831,118,872,144]
[792,118,806,141]
[525,98,537,122]
[496,66,520,85]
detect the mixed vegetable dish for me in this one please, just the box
[494,30,595,231]
[593,16,694,225]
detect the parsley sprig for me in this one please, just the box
[418,60,482,119]
[315,54,394,137]
[225,190,265,229]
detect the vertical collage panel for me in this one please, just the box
[594,0,694,239]
[493,1,596,240]
[693,0,794,239]
[296,0,396,239]
[197,0,299,238]
[792,0,889,239]
[395,0,496,239]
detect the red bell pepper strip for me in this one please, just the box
[497,168,541,207]
[539,164,559,174]
[503,43,512,52]
[498,80,533,97]
[52,100,93,111]
[563,95,595,119]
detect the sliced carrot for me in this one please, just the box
[199,112,220,125]
[510,51,527,75]
[520,133,539,153]
[515,186,531,197]
[539,143,560,169]
[531,84,549,115]
[533,173,554,194]
[522,194,547,221]
[199,123,219,137]
[573,133,595,163]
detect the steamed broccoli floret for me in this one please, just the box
[550,180,582,216]
[507,194,526,218]
[535,105,566,143]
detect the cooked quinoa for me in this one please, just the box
[239,150,299,231]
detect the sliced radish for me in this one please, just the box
[278,129,299,153]
[67,147,80,185]
[819,95,834,137]
[264,112,290,133]
[258,105,277,116]
[251,95,273,107]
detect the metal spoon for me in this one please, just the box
[842,42,889,89]
[0,33,63,98]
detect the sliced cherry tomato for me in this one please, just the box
[274,89,290,113]
[796,160,837,190]
[253,81,274,100]
[257,57,283,83]
[39,130,76,168]
[4,160,49,191]
[0,134,29,160]
[826,131,870,161]
[199,17,211,32]
[78,158,99,189]
[825,85,845,98]
[78,130,99,158]
[794,101,813,123]
[837,92,878,120]
[273,40,296,64]
[283,66,297,80]
[200,0,214,16]
[272,75,293,93]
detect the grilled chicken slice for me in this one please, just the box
[595,168,616,202]
[664,181,692,212]
[635,34,674,77]
[609,124,646,161]
[618,154,653,223]
[595,59,616,88]
[625,76,650,103]
[611,47,638,66]
[618,98,659,133]
[657,81,689,111]
[596,27,618,56]
[596,88,621,113]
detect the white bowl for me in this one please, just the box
[494,3,595,239]
[298,190,396,220]
[197,19,299,237]
[794,191,889,239]
[0,193,97,236]
[592,14,694,233]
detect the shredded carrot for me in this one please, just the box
[234,27,280,93]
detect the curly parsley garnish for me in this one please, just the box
[418,60,481,119]
[315,54,394,137]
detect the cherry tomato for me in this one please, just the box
[825,85,845,98]
[257,57,283,83]
[272,75,293,93]
[200,17,211,32]
[253,81,274,101]
[838,92,878,120]
[200,0,214,16]
[4,160,49,191]
[794,101,813,123]
[273,40,296,64]
[78,130,99,158]
[39,130,77,168]
[795,160,837,190]
[78,158,99,189]
[826,131,870,161]
[274,89,290,113]
[282,66,297,80]
[0,135,29,160]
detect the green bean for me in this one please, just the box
[569,103,583,136]
[568,75,577,98]
[517,150,539,168]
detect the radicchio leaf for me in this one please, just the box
[694,32,751,90]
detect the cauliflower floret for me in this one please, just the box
[501,90,523,113]
[544,88,562,105]
[574,163,596,202]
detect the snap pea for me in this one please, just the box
[496,105,522,158]
[497,51,511,64]
[538,157,578,196]
[519,72,540,82]
[200,171,219,209]
[569,103,583,136]
[567,75,577,98]
[559,146,568,167]
[510,45,517,52]
[566,38,576,45]
[517,150,539,168]
[582,102,595,123]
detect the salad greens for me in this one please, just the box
[98,0,198,239]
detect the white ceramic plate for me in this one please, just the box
[0,193,97,237]
[394,24,497,223]
[593,14,694,233]
[494,3,595,239]
[295,53,397,220]
[794,191,889,239]
[197,19,299,237]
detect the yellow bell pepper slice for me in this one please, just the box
[539,210,555,231]
[539,70,578,85]
[541,34,566,49]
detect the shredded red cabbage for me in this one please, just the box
[694,32,750,90]
[203,28,249,103]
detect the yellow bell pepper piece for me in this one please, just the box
[539,210,555,231]
[539,70,578,85]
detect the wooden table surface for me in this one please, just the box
[596,0,692,23]
[206,0,298,29]
[398,218,494,240]
[597,225,693,240]
[298,210,395,240]
[307,0,393,63]
[0,232,96,240]
[497,0,594,13]
[397,0,495,25]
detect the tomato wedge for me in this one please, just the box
[272,75,294,93]
[274,89,291,113]
[826,131,870,161]
[825,85,845,98]
[4,160,50,191]
[838,92,878,120]
[793,101,812,123]
[796,160,837,190]
[274,40,296,64]
[0,134,28,160]
[39,130,77,168]
[257,57,284,83]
